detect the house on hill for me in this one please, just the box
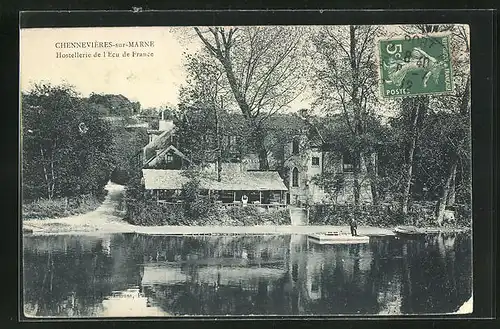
[131,110,181,169]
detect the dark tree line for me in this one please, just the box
[22,84,114,200]
[22,83,147,201]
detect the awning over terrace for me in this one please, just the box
[142,169,288,191]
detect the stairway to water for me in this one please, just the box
[289,206,308,226]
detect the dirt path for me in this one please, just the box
[24,182,135,234]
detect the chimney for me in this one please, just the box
[158,109,174,131]
[159,120,174,132]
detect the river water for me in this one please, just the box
[23,232,472,317]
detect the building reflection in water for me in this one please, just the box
[23,232,472,317]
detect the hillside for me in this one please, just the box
[85,93,141,117]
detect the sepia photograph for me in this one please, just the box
[20,22,472,318]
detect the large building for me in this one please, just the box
[132,108,375,206]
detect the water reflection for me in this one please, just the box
[23,232,472,317]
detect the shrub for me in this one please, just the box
[264,208,291,225]
[308,202,470,228]
[126,200,185,226]
[125,200,291,226]
[22,194,103,220]
[184,196,217,223]
[309,204,402,227]
[225,206,262,225]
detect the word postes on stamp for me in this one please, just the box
[378,33,454,98]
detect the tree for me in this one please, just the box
[430,25,470,225]
[87,93,140,117]
[396,24,456,215]
[173,105,251,167]
[311,25,383,205]
[178,49,235,178]
[110,126,148,184]
[179,49,232,111]
[311,171,346,204]
[412,110,470,208]
[378,24,470,224]
[191,26,307,170]
[22,83,114,200]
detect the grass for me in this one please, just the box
[22,194,105,220]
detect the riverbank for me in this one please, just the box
[23,182,470,237]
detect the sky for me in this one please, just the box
[21,27,197,109]
[20,26,312,111]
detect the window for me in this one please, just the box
[226,135,237,151]
[166,154,174,163]
[292,167,299,187]
[312,156,320,166]
[292,139,299,155]
[342,151,354,172]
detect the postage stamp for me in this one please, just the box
[378,33,454,98]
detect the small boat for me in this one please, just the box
[308,232,370,244]
[394,226,425,235]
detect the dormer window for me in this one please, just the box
[342,151,354,172]
[166,154,174,163]
[292,138,299,155]
[312,157,320,166]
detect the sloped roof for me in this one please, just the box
[144,145,191,167]
[178,106,308,135]
[143,126,176,151]
[142,168,287,191]
[263,114,308,132]
[126,122,149,129]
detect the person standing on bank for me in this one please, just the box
[349,215,358,236]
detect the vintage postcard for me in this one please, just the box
[21,22,472,318]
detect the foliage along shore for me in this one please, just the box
[125,200,291,227]
[22,193,107,221]
[308,203,471,229]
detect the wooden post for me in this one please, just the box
[156,190,159,203]
[259,191,262,204]
[233,191,236,202]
